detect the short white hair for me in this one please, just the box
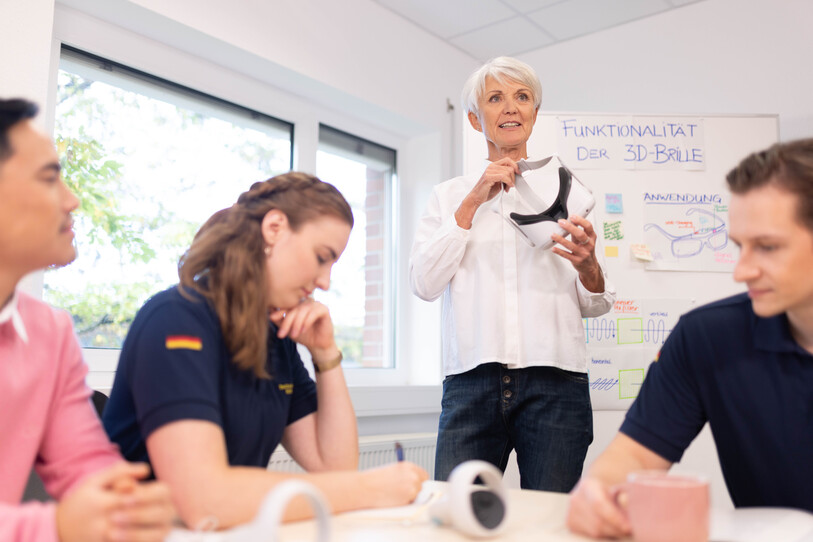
[461,56,542,116]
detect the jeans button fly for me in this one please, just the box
[502,375,511,384]
[503,389,512,398]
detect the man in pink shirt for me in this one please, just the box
[0,98,174,541]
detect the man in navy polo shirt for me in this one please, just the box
[566,138,813,539]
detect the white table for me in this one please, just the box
[169,481,813,541]
[274,481,585,541]
[280,482,813,542]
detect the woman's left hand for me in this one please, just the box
[551,215,605,293]
[270,298,337,354]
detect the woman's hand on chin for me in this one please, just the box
[269,298,337,352]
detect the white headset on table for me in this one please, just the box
[165,479,330,542]
[429,460,510,538]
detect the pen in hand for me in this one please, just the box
[394,441,404,462]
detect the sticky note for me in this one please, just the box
[605,194,623,214]
[605,246,619,258]
[630,243,654,262]
[603,221,624,241]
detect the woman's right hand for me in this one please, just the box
[455,158,520,229]
[360,461,429,508]
[271,298,336,356]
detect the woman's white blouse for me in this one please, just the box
[409,162,616,377]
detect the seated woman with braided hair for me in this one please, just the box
[102,172,428,529]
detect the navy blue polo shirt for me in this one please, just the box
[621,293,813,511]
[103,286,317,469]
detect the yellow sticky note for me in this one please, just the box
[605,246,619,258]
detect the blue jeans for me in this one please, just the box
[435,363,593,492]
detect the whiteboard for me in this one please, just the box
[464,112,779,410]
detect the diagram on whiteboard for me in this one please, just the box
[584,298,694,409]
[584,298,691,347]
[642,192,737,272]
[587,349,655,409]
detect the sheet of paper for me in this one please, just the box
[710,507,813,542]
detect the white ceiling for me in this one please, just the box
[372,0,706,63]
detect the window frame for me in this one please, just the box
[50,45,295,351]
[60,44,295,171]
[43,8,432,394]
[316,124,398,372]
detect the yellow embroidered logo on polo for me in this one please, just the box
[278,383,293,395]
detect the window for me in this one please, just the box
[45,46,293,348]
[316,125,397,369]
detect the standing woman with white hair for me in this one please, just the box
[409,57,616,491]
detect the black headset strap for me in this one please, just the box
[510,166,572,225]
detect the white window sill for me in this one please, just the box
[83,347,442,417]
[350,385,441,417]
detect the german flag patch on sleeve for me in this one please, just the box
[165,335,203,351]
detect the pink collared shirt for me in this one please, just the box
[0,291,121,541]
[0,290,29,343]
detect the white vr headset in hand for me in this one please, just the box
[429,460,509,538]
[165,480,330,542]
[495,155,596,250]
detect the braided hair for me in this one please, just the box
[178,172,353,378]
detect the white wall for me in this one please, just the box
[123,0,463,137]
[57,0,475,149]
[0,0,58,297]
[517,0,813,141]
[0,0,55,107]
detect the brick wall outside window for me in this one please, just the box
[317,124,395,370]
[362,168,386,367]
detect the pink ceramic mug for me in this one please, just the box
[615,471,709,542]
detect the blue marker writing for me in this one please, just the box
[394,441,404,462]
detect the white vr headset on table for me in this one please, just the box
[165,480,330,542]
[165,461,508,541]
[430,460,510,538]
[494,155,596,250]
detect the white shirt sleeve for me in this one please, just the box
[575,265,617,317]
[408,188,470,301]
[574,210,616,317]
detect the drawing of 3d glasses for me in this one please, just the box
[644,208,729,258]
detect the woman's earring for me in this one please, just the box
[264,245,272,256]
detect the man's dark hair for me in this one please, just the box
[0,98,39,163]
[727,138,813,233]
